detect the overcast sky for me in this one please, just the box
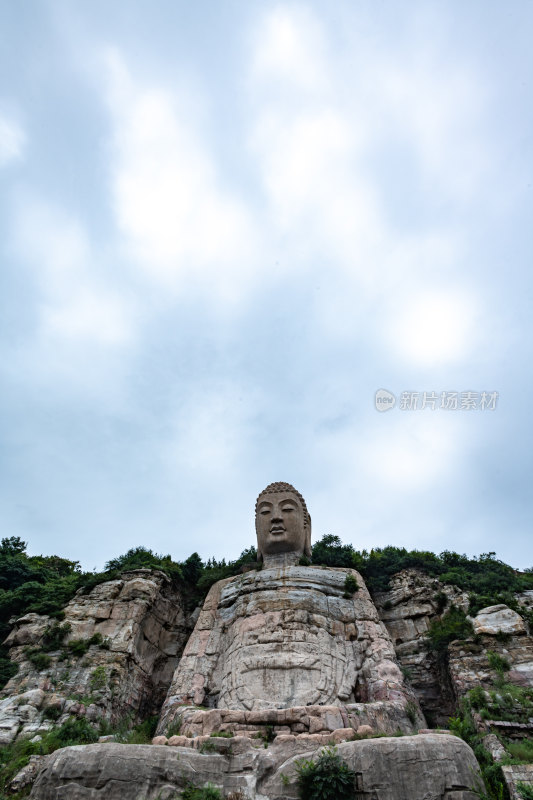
[1,1,532,572]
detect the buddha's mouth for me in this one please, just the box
[270,526,285,535]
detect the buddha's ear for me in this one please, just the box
[304,516,312,558]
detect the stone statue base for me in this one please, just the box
[168,700,419,739]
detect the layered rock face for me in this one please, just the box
[0,570,190,745]
[29,733,482,800]
[158,565,424,736]
[374,569,469,725]
[375,569,533,725]
[448,624,533,696]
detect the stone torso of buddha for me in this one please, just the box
[158,483,422,735]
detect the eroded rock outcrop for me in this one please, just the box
[374,569,469,725]
[448,623,533,696]
[0,569,190,745]
[6,481,532,798]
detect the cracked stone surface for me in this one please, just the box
[0,570,191,745]
[29,734,481,800]
[158,565,422,735]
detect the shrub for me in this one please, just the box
[0,715,100,786]
[121,715,159,744]
[67,638,89,657]
[41,621,71,651]
[433,592,448,614]
[166,717,182,737]
[505,739,533,764]
[517,782,533,800]
[25,649,51,671]
[427,606,473,654]
[42,717,99,751]
[486,651,510,676]
[255,725,276,747]
[343,574,359,596]
[0,656,17,688]
[43,705,62,721]
[405,700,418,725]
[67,633,102,658]
[296,746,356,800]
[468,686,488,711]
[89,666,107,692]
[181,783,223,800]
[449,701,508,800]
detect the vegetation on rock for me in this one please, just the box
[1,534,532,693]
[180,783,223,799]
[295,746,356,800]
[449,702,509,800]
[517,784,533,800]
[0,717,99,797]
[427,606,474,654]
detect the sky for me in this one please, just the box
[1,1,532,572]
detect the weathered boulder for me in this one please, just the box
[264,733,482,800]
[472,605,527,636]
[29,734,482,800]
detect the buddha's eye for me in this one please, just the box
[260,508,270,515]
[282,506,294,512]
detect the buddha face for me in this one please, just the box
[256,491,307,558]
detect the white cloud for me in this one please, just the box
[163,383,254,479]
[44,286,131,346]
[371,50,489,201]
[358,419,459,492]
[11,196,133,348]
[250,5,329,92]
[385,288,478,367]
[246,4,491,367]
[0,115,25,166]
[104,50,258,303]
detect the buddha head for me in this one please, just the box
[255,482,312,562]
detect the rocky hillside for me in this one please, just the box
[0,536,532,799]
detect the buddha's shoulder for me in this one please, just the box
[204,564,366,600]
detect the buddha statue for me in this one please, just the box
[157,483,424,737]
[255,481,312,567]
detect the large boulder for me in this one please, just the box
[472,605,526,636]
[30,733,482,800]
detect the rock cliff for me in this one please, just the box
[1,564,532,799]
[0,569,191,746]
[29,734,482,800]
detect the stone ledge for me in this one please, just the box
[29,734,482,800]
[166,700,417,739]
